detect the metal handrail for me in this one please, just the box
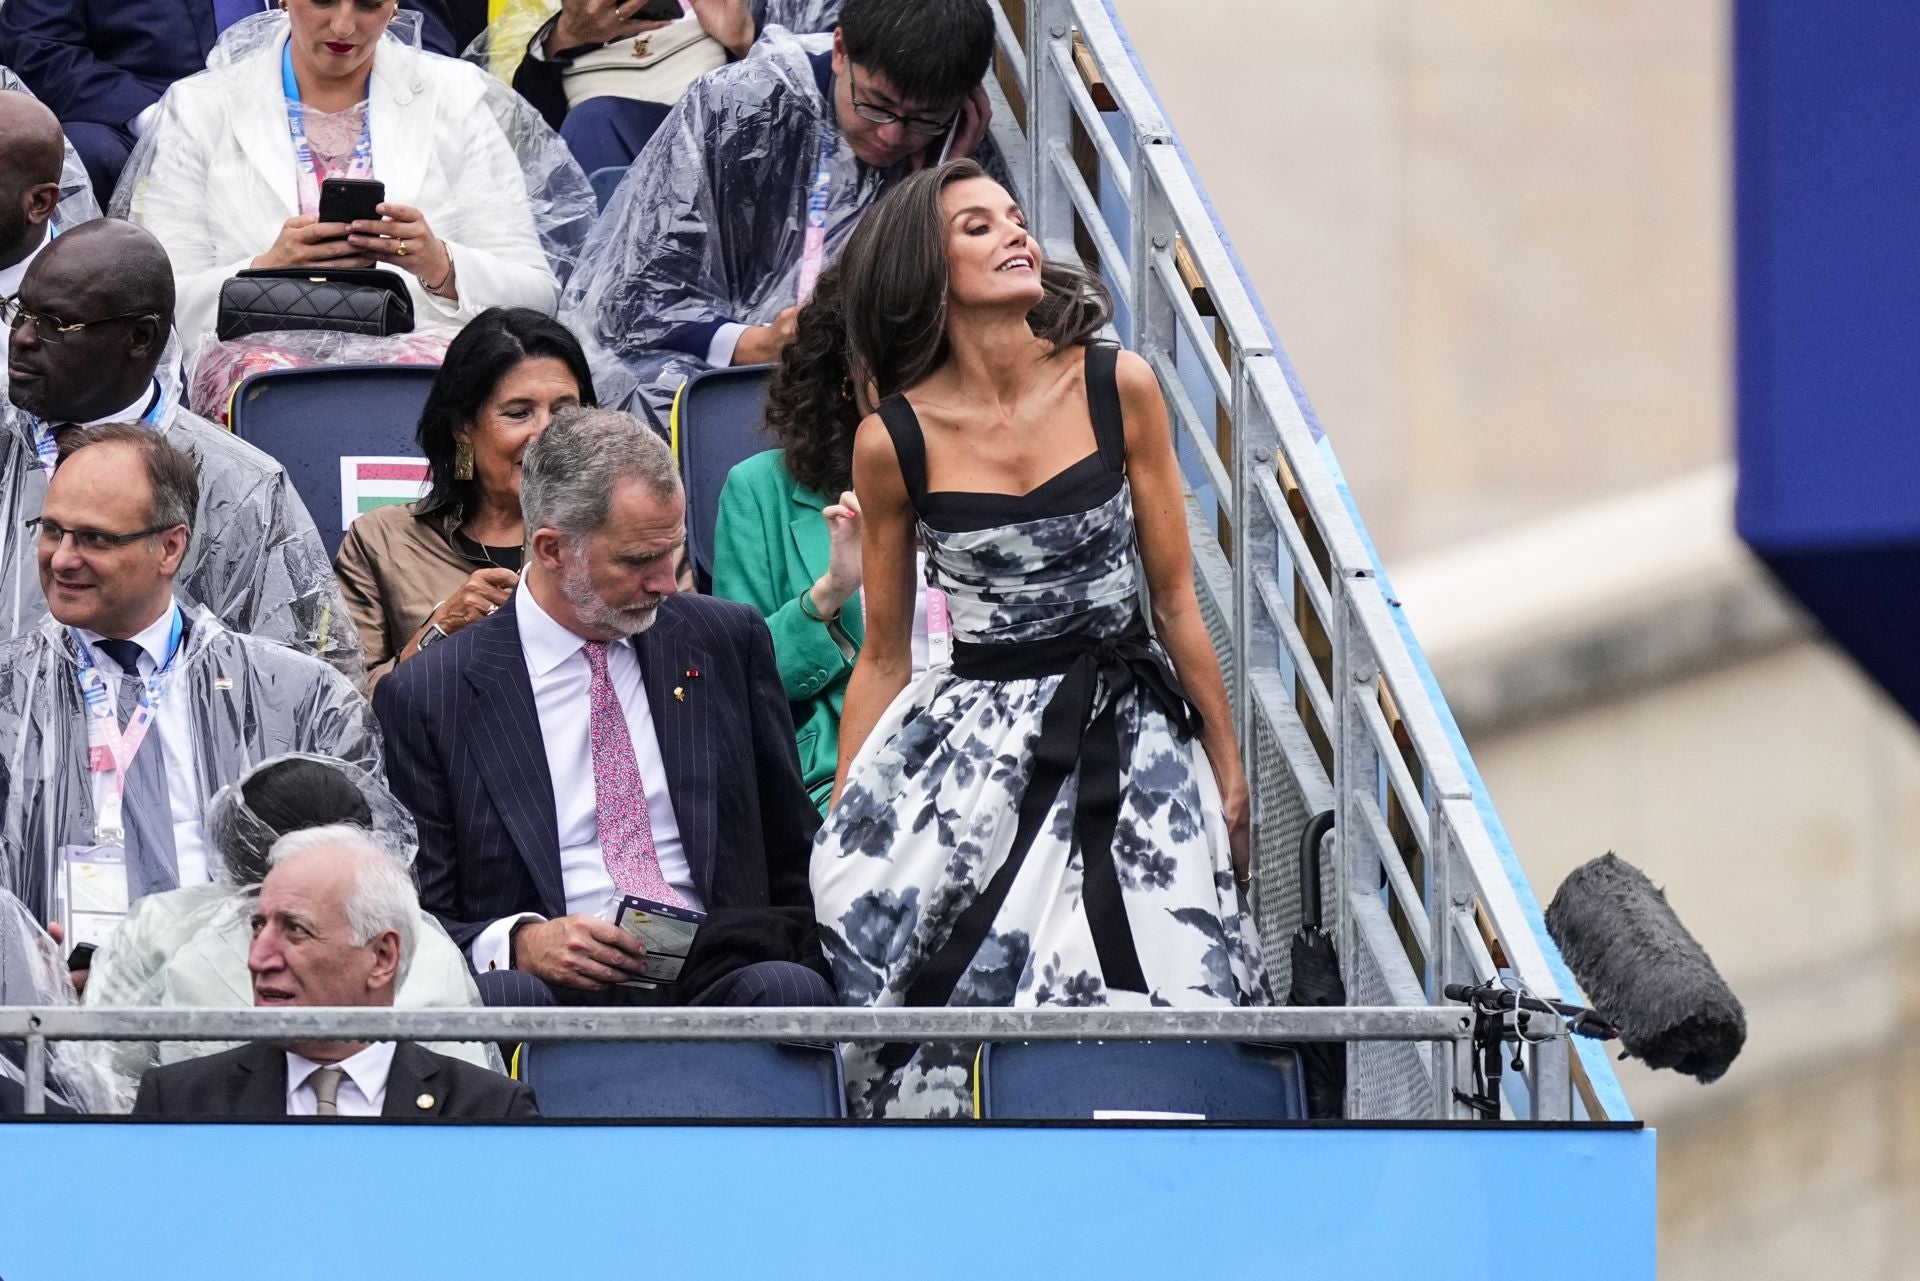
[1006,0,1614,1121]
[0,1006,1471,1043]
[4,1006,1474,1117]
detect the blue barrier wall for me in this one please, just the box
[0,1122,1654,1279]
[1735,2,1920,720]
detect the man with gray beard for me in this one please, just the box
[375,406,832,1008]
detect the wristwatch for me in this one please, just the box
[416,621,449,651]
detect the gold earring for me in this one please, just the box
[453,441,475,480]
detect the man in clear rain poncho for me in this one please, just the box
[0,220,361,678]
[0,425,379,959]
[559,0,999,429]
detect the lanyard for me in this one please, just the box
[795,128,836,305]
[73,607,187,845]
[28,382,169,480]
[281,41,375,217]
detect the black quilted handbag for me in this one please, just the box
[214,267,416,341]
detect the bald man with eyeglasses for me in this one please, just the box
[0,219,360,680]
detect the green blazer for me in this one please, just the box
[710,449,865,814]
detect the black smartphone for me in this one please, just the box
[635,0,685,20]
[318,177,386,228]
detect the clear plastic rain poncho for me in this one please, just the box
[0,889,121,1114]
[0,608,380,933]
[0,64,102,231]
[0,386,363,678]
[558,27,899,428]
[185,326,451,425]
[84,753,501,1105]
[110,9,596,352]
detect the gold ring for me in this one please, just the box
[396,240,408,257]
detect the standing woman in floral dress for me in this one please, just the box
[813,158,1268,1119]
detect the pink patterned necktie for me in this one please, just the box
[581,640,685,907]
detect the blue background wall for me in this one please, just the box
[1735,2,1920,720]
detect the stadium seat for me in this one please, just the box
[978,1041,1309,1120]
[677,362,776,590]
[589,166,627,212]
[229,364,440,559]
[517,1041,847,1119]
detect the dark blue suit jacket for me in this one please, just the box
[0,0,455,129]
[375,591,820,956]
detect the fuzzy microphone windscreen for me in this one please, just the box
[1545,853,1747,1084]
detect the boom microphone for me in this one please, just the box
[1544,852,1746,1083]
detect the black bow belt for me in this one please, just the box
[882,627,1202,1070]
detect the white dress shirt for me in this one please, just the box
[469,582,698,972]
[285,1041,396,1117]
[77,599,210,889]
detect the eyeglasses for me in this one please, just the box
[1,295,162,344]
[24,516,181,553]
[847,65,957,138]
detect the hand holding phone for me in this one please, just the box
[319,177,386,228]
[251,214,374,271]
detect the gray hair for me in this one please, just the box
[267,824,418,987]
[521,405,680,541]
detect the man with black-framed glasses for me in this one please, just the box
[560,0,999,431]
[0,423,378,958]
[0,219,360,681]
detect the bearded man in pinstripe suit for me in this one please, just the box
[375,407,833,1008]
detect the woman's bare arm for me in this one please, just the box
[831,412,919,805]
[1116,348,1251,879]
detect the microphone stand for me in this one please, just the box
[1443,981,1618,1120]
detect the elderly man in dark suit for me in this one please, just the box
[376,406,833,1008]
[0,0,455,201]
[134,825,535,1119]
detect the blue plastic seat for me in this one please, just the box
[979,1041,1308,1120]
[589,166,627,212]
[229,363,440,558]
[517,1041,847,1119]
[677,362,776,590]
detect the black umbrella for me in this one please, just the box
[1286,809,1345,1117]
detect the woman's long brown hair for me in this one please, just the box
[837,159,1113,403]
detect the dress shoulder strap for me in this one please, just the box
[877,393,930,509]
[1084,341,1128,473]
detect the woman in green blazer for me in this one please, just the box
[711,269,865,814]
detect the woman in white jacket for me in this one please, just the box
[112,2,593,352]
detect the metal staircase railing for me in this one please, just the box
[991,0,1627,1121]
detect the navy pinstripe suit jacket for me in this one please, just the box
[374,591,819,955]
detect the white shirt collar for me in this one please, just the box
[0,233,49,302]
[79,380,161,430]
[516,578,598,678]
[77,600,181,674]
[286,1040,397,1103]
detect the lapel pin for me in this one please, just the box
[213,675,233,691]
[673,686,685,702]
[416,1093,435,1110]
[684,667,701,679]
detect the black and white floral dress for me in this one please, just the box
[812,343,1269,1119]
